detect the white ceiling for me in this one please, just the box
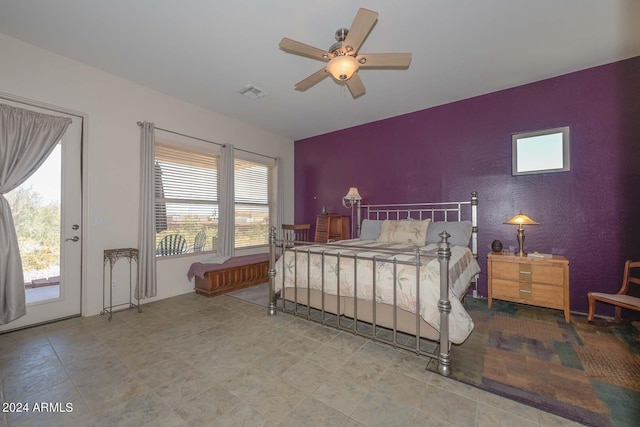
[1,0,639,141]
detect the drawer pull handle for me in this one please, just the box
[519,271,532,275]
[519,289,532,293]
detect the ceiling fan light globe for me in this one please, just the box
[326,55,359,81]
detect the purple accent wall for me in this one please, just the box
[294,56,640,314]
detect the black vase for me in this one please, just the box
[491,240,503,253]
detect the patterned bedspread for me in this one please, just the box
[274,239,481,344]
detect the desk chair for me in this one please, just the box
[282,224,310,246]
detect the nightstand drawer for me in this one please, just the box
[531,283,564,309]
[492,278,531,300]
[492,279,564,308]
[492,261,564,285]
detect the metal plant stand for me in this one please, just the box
[101,248,140,320]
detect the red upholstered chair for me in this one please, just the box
[587,260,640,322]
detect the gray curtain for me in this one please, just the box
[275,157,285,240]
[0,103,71,324]
[137,122,157,298]
[154,162,167,233]
[217,144,235,257]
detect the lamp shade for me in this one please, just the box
[343,187,362,201]
[504,213,539,226]
[326,55,359,81]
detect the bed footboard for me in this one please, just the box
[267,227,454,376]
[268,191,479,377]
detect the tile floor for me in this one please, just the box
[0,292,586,427]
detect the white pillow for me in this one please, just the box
[425,221,472,246]
[359,219,384,240]
[376,219,430,246]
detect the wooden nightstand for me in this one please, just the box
[487,252,570,322]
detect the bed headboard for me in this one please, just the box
[358,191,479,259]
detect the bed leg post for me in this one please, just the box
[437,231,452,376]
[471,191,479,298]
[268,225,277,316]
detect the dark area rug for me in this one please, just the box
[228,285,640,427]
[439,298,640,427]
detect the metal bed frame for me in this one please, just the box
[267,192,478,376]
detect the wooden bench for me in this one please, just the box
[187,253,269,298]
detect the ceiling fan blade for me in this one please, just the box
[295,68,330,92]
[356,53,412,69]
[346,73,366,99]
[279,38,330,62]
[343,8,379,54]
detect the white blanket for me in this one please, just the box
[274,239,480,344]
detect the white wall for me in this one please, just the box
[0,33,294,316]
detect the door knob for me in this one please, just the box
[72,224,80,230]
[65,236,79,242]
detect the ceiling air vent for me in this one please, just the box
[238,84,268,100]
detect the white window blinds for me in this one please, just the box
[234,158,272,248]
[154,143,219,255]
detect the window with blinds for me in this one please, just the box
[234,158,272,248]
[155,143,218,256]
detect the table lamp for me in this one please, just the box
[504,213,539,256]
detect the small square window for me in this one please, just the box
[512,126,570,176]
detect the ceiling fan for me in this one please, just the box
[279,8,412,99]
